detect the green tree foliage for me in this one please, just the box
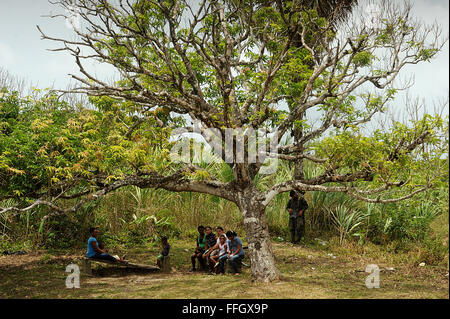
[0,90,175,201]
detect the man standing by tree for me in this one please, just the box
[287,191,308,245]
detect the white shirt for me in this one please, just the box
[218,241,227,256]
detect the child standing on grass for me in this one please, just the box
[157,236,170,269]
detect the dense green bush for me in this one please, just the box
[365,198,441,244]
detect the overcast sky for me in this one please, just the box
[0,0,448,118]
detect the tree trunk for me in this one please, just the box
[237,190,281,282]
[293,111,305,180]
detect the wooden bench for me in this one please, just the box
[82,257,160,276]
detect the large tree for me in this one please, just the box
[1,0,448,281]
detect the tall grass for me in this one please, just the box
[1,157,447,255]
[92,186,243,243]
[327,204,367,245]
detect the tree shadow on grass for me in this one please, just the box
[92,266,159,277]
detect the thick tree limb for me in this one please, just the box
[0,166,236,216]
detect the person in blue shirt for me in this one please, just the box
[218,231,245,275]
[87,227,127,263]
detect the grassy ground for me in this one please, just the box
[0,238,448,299]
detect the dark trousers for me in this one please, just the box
[228,255,243,273]
[91,252,117,262]
[217,255,228,274]
[218,255,243,274]
[289,216,305,243]
[191,249,206,270]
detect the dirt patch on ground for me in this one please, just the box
[0,252,80,270]
[0,254,42,268]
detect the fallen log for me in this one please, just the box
[82,257,160,275]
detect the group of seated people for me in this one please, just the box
[86,225,245,275]
[190,225,245,276]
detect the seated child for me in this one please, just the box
[157,236,170,268]
[86,227,127,263]
[205,226,227,261]
[209,234,228,274]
